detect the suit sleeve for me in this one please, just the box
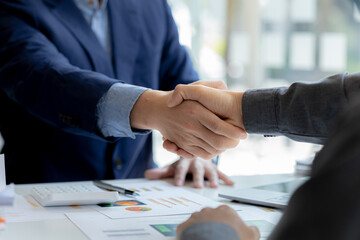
[158,1,199,91]
[268,97,360,240]
[180,222,239,240]
[0,10,125,140]
[242,72,360,144]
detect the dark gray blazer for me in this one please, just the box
[180,73,360,240]
[243,72,360,144]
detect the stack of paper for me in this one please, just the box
[0,155,5,191]
[0,184,15,206]
[0,154,15,206]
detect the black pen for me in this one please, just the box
[93,181,140,196]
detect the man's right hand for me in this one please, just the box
[130,89,246,160]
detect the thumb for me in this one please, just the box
[168,85,201,108]
[192,80,227,90]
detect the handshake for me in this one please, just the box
[130,81,247,160]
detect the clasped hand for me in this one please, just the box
[132,81,247,187]
[131,81,246,160]
[162,81,247,159]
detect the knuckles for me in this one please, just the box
[217,205,232,211]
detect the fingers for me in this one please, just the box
[178,144,217,160]
[162,139,179,153]
[162,142,233,188]
[198,111,244,141]
[175,148,195,159]
[168,84,199,108]
[191,160,205,188]
[162,140,196,159]
[194,119,241,156]
[163,139,220,160]
[168,81,227,108]
[217,170,234,186]
[249,226,261,240]
[204,164,219,188]
[174,158,192,186]
[188,135,223,159]
[144,166,174,180]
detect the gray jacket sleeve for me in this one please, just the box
[242,72,360,144]
[268,97,360,240]
[179,222,239,240]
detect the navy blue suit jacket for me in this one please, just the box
[0,0,198,183]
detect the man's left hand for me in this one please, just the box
[145,158,234,188]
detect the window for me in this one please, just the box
[153,0,360,176]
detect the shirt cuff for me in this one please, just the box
[97,83,150,138]
[242,88,280,134]
[180,222,239,240]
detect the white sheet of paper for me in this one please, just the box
[262,33,286,68]
[290,0,317,23]
[0,155,5,191]
[290,33,315,70]
[320,33,347,72]
[2,195,93,223]
[92,181,242,219]
[66,207,282,240]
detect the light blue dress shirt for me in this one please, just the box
[74,0,148,138]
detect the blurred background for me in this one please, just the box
[153,0,360,176]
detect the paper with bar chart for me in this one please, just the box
[66,207,280,240]
[91,181,236,219]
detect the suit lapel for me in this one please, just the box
[108,0,140,81]
[44,0,115,78]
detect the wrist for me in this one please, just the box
[231,92,244,129]
[130,89,169,130]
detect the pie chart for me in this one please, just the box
[115,201,141,206]
[125,207,152,212]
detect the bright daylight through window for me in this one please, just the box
[153,0,360,176]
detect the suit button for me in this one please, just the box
[115,158,123,170]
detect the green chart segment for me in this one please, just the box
[151,224,178,237]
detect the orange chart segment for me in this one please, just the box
[179,197,202,206]
[125,207,152,212]
[148,199,171,208]
[169,198,188,207]
[159,198,177,206]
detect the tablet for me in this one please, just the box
[219,177,309,209]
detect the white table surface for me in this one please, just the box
[0,174,298,240]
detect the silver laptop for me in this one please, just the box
[219,177,309,209]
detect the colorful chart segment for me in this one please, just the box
[98,200,146,208]
[126,186,164,193]
[151,224,177,237]
[125,207,152,212]
[147,197,202,208]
